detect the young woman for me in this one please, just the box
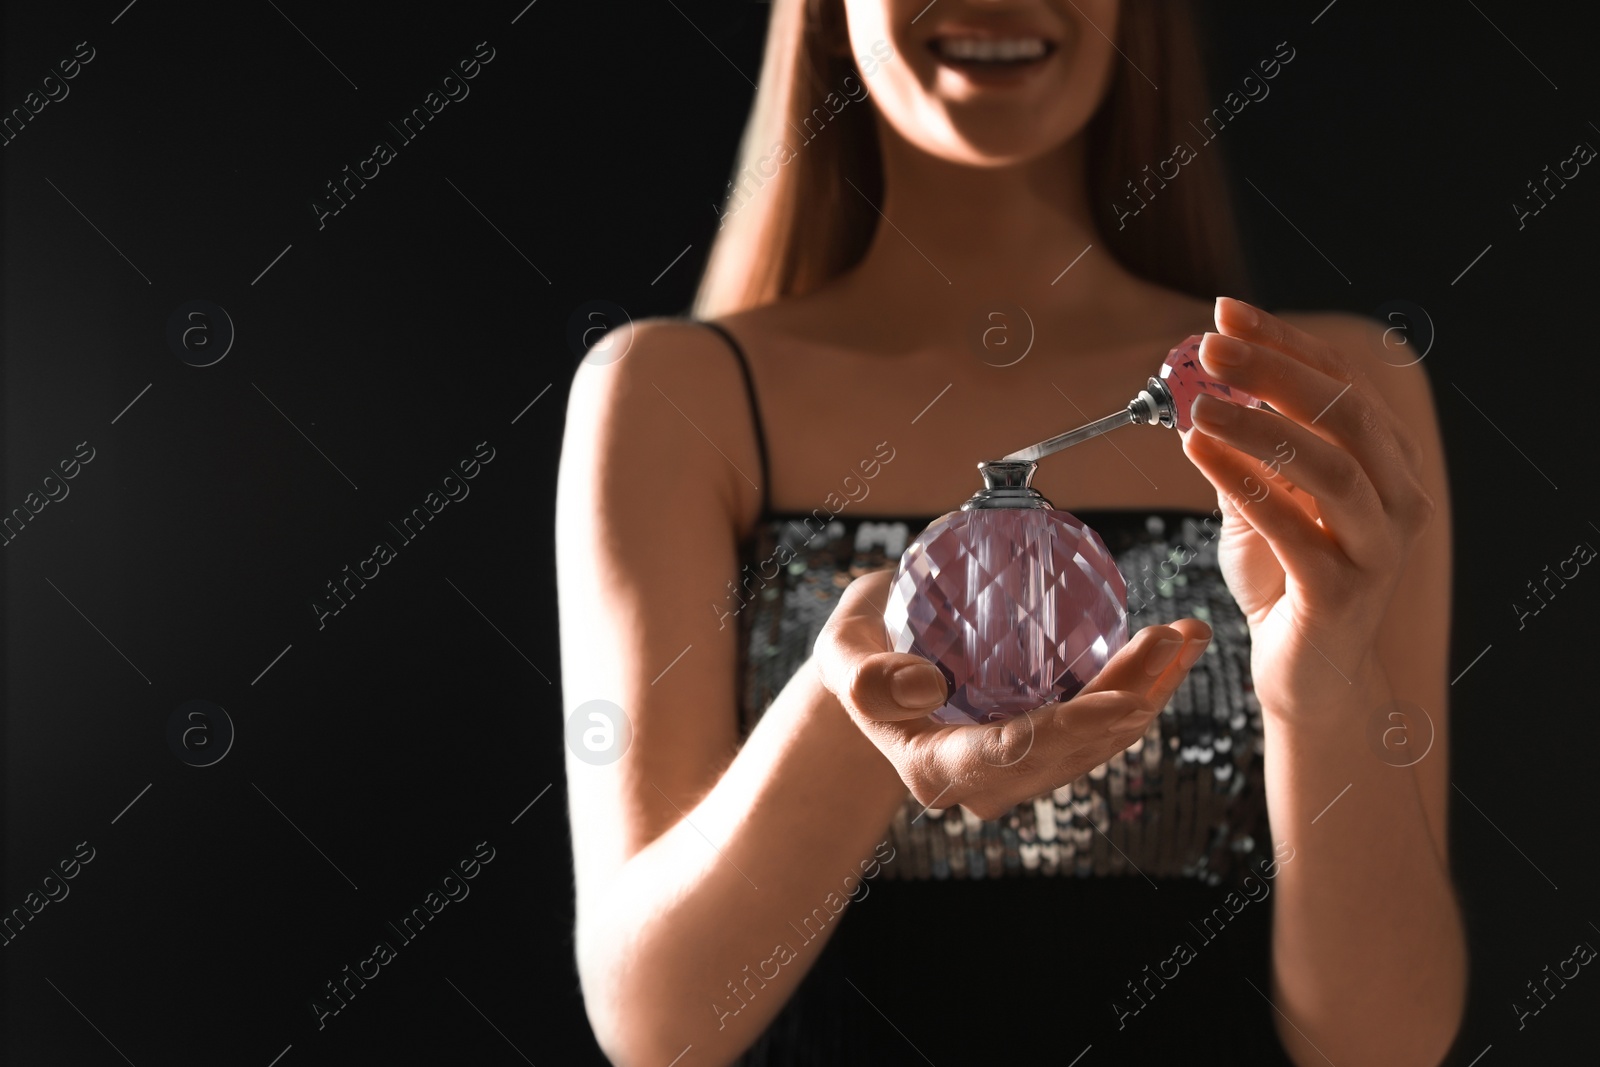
[557,2,1465,1064]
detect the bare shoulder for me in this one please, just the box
[564,315,763,440]
[709,284,853,359]
[568,315,754,401]
[1275,308,1439,424]
[561,316,766,532]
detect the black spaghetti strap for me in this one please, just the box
[700,320,773,518]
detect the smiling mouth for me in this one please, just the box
[928,36,1056,70]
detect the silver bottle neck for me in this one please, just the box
[961,460,1055,510]
[1130,376,1178,428]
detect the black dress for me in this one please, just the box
[701,321,1295,1065]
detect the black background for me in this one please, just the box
[3,1,1596,1064]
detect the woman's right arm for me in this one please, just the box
[556,320,911,1067]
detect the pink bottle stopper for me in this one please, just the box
[1158,334,1266,432]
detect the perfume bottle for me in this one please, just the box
[884,460,1129,726]
[883,334,1260,726]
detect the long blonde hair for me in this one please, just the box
[692,0,1249,320]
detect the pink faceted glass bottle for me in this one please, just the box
[884,460,1128,726]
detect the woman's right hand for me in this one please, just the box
[814,569,1213,821]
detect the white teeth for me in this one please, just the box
[936,37,1047,63]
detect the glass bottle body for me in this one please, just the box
[885,505,1128,725]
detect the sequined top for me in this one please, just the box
[699,321,1289,1066]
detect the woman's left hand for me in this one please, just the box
[1180,297,1436,724]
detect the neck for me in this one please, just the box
[843,120,1142,314]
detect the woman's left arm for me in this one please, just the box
[1181,298,1465,1066]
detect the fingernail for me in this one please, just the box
[1217,295,1260,329]
[1199,332,1246,370]
[1178,635,1211,670]
[890,663,947,708]
[1190,393,1236,430]
[1108,706,1157,733]
[1143,636,1184,676]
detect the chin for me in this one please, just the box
[922,113,1084,168]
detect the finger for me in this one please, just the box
[902,691,1137,815]
[962,621,1213,770]
[1215,296,1355,382]
[1182,426,1342,575]
[813,568,951,722]
[1139,617,1213,687]
[1188,393,1390,567]
[906,623,1213,808]
[1222,298,1429,474]
[1200,323,1415,508]
[1079,618,1212,698]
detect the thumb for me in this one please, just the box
[814,569,950,722]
